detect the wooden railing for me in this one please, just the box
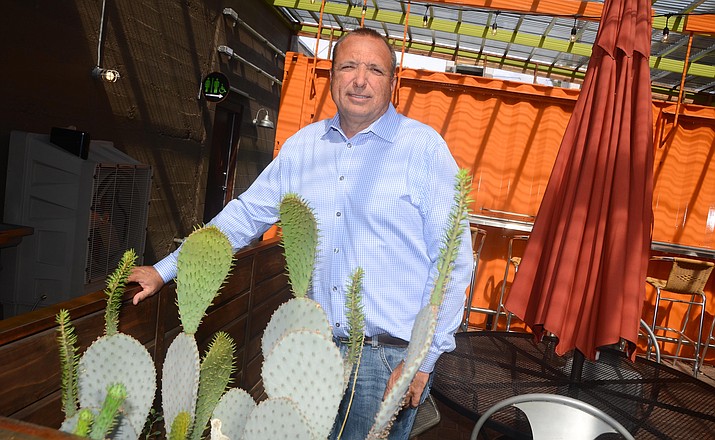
[0,238,290,432]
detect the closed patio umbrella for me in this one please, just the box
[505,0,653,361]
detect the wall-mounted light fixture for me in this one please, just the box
[92,66,120,82]
[92,0,120,83]
[253,108,275,129]
[222,7,238,26]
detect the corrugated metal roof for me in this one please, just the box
[267,0,715,104]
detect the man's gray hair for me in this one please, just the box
[331,28,397,77]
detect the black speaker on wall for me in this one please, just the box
[50,127,90,160]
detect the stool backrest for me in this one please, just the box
[665,257,714,294]
[469,393,635,440]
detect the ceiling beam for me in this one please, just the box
[270,0,715,79]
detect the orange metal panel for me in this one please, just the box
[430,0,604,21]
[275,53,715,362]
[684,14,715,35]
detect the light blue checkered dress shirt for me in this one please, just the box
[155,104,472,372]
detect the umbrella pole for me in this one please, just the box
[569,349,586,396]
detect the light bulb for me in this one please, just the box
[662,26,670,43]
[570,26,577,42]
[92,66,120,82]
[491,22,498,36]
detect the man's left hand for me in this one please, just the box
[384,362,430,408]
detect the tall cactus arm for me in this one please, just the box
[89,383,127,440]
[345,267,365,366]
[430,168,473,306]
[190,332,236,440]
[104,249,137,336]
[56,309,80,418]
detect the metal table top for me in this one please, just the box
[432,331,715,439]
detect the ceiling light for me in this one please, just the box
[362,4,367,16]
[491,12,500,36]
[570,18,578,43]
[423,6,430,28]
[253,108,275,129]
[92,66,120,82]
[662,14,671,43]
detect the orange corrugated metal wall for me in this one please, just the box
[275,53,715,361]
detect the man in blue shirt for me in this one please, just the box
[129,27,472,439]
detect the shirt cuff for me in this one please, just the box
[419,347,441,373]
[153,253,178,284]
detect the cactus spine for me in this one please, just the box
[104,250,137,336]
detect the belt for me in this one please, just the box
[337,333,409,348]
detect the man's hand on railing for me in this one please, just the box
[127,266,165,305]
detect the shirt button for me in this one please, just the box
[336,212,341,217]
[332,286,338,291]
[334,248,339,253]
[339,176,345,181]
[335,322,341,327]
[347,143,352,148]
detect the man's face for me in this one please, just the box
[330,34,396,136]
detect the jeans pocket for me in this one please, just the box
[379,345,408,373]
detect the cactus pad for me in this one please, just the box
[162,333,200,435]
[78,334,156,438]
[279,194,319,298]
[176,225,234,335]
[368,305,438,438]
[212,388,256,440]
[261,297,332,357]
[242,397,312,440]
[262,330,343,439]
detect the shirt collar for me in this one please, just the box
[325,104,399,143]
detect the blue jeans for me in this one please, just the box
[330,338,432,440]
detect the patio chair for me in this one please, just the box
[409,394,440,438]
[470,393,635,440]
[461,226,488,331]
[492,235,529,331]
[647,256,714,376]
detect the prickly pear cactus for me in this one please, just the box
[77,333,156,438]
[162,332,200,437]
[242,397,313,440]
[176,225,234,335]
[212,388,256,439]
[262,329,344,439]
[261,297,333,357]
[59,248,157,440]
[190,331,236,440]
[278,193,319,298]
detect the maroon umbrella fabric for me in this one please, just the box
[505,0,653,360]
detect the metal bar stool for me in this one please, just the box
[460,226,488,331]
[647,256,714,376]
[492,235,529,331]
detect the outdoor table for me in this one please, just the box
[432,331,715,439]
